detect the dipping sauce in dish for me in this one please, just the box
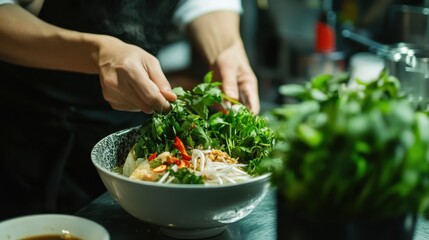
[20,234,81,240]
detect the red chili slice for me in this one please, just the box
[147,152,157,162]
[173,136,192,160]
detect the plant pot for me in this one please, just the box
[277,192,417,240]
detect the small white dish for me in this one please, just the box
[0,214,110,240]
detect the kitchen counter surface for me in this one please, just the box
[76,189,429,240]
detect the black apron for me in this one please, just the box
[0,0,178,220]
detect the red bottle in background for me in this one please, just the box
[307,1,345,78]
[315,10,336,53]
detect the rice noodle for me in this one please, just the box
[129,148,252,186]
[165,176,175,184]
[192,149,252,185]
[158,171,170,183]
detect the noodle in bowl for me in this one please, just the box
[124,148,253,186]
[91,126,271,238]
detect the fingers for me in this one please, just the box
[100,60,173,114]
[213,63,260,115]
[97,41,176,114]
[238,73,260,115]
[125,64,173,114]
[214,64,239,101]
[146,60,177,102]
[100,69,155,113]
[210,39,261,115]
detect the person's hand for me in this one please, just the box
[0,4,175,114]
[184,10,260,115]
[96,36,177,114]
[211,40,259,115]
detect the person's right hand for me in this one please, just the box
[96,36,177,114]
[0,4,176,114]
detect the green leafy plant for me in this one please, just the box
[262,70,429,219]
[133,72,276,176]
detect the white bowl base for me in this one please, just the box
[160,225,227,239]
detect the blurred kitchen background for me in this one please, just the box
[158,0,429,112]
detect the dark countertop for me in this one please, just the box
[75,189,276,240]
[76,189,429,240]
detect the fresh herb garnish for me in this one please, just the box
[132,72,276,179]
[168,168,204,184]
[149,159,162,169]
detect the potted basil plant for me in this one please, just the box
[261,71,429,240]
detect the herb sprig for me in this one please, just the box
[133,72,276,175]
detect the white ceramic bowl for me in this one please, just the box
[91,126,271,239]
[0,214,109,240]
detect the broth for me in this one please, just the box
[20,234,81,240]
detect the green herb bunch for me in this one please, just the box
[133,72,276,175]
[263,70,429,219]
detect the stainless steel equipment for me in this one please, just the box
[343,29,429,109]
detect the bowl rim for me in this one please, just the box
[0,214,109,238]
[0,213,107,225]
[91,127,272,190]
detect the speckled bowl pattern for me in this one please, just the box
[91,126,271,238]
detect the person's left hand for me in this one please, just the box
[210,40,260,115]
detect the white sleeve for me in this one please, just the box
[173,0,243,30]
[0,0,17,5]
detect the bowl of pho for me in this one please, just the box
[91,73,276,239]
